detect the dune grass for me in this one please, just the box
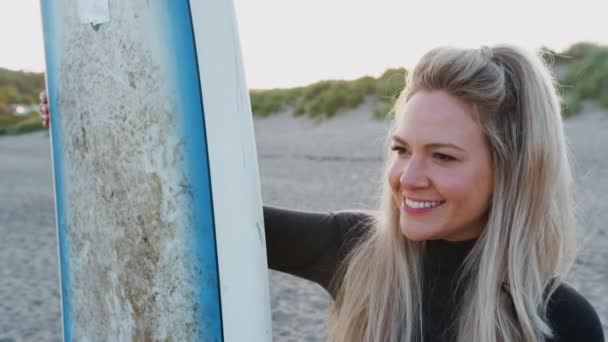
[0,112,44,136]
[558,44,608,116]
[250,43,608,120]
[250,87,304,117]
[372,68,406,120]
[251,69,407,120]
[292,76,376,119]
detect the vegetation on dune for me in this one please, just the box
[0,68,45,136]
[0,112,43,135]
[373,68,406,119]
[251,42,608,120]
[0,68,44,108]
[561,93,583,117]
[251,69,406,120]
[541,42,600,66]
[556,43,608,116]
[250,87,304,117]
[2,41,608,136]
[292,76,376,119]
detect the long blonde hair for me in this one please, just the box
[328,45,577,342]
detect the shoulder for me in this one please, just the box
[326,209,376,264]
[330,209,376,240]
[546,282,605,341]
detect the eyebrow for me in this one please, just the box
[391,135,466,152]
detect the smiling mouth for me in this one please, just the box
[403,197,446,210]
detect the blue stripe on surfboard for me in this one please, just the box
[40,1,72,341]
[165,1,224,340]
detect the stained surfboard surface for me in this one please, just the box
[40,0,272,340]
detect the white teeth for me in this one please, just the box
[405,198,443,209]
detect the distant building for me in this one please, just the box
[6,104,38,117]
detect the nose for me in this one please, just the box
[399,157,430,189]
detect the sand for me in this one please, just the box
[0,99,606,340]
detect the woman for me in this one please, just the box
[39,45,604,341]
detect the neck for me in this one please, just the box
[424,238,478,277]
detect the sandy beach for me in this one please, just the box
[0,99,606,340]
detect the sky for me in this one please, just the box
[1,0,607,89]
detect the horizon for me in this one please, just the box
[1,1,607,89]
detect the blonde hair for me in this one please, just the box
[328,45,577,342]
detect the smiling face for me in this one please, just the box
[387,90,494,241]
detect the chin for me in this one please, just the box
[399,224,438,241]
[398,210,448,241]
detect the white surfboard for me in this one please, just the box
[40,0,272,340]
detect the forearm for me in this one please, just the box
[262,205,373,295]
[263,205,342,290]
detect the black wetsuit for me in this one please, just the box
[263,205,605,342]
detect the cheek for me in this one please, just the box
[437,166,492,207]
[435,174,472,201]
[435,169,479,202]
[386,159,401,193]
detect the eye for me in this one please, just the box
[434,153,456,162]
[390,146,408,155]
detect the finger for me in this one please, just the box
[40,91,48,104]
[39,103,48,115]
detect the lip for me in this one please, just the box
[401,197,445,214]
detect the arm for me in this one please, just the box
[547,283,605,341]
[263,205,372,296]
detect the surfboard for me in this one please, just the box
[40,0,272,340]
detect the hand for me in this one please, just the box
[39,90,50,129]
